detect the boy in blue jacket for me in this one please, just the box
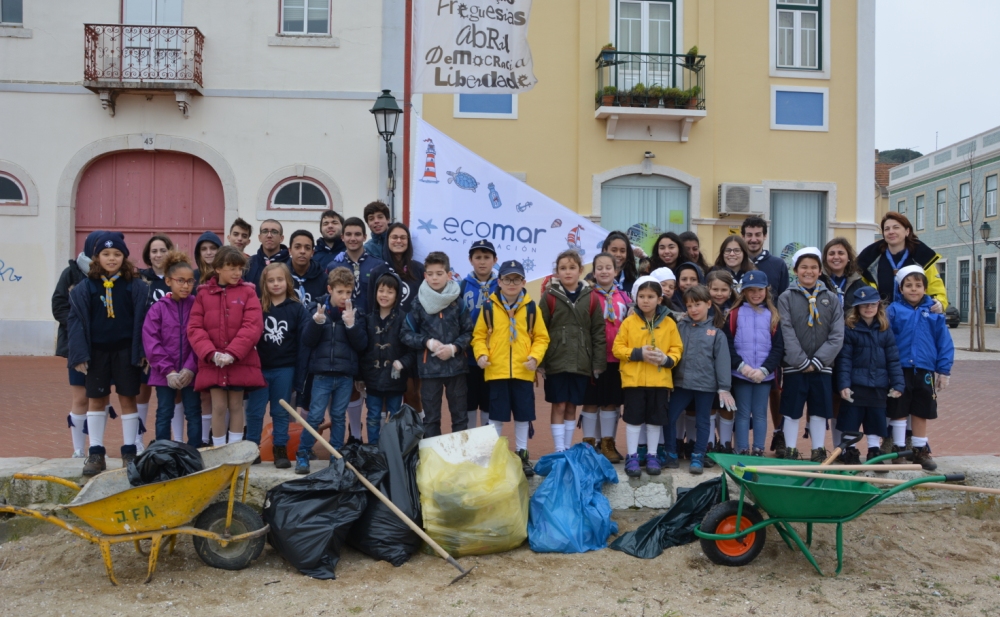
[886,265,954,471]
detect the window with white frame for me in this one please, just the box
[0,173,25,204]
[937,189,947,226]
[281,0,329,35]
[915,194,925,230]
[776,0,820,70]
[0,0,22,24]
[897,199,906,216]
[616,1,676,91]
[987,174,997,218]
[960,182,970,222]
[937,260,947,290]
[453,94,518,119]
[269,178,329,210]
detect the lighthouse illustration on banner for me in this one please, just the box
[419,138,439,183]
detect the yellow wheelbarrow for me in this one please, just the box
[0,441,268,585]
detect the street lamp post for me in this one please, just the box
[370,89,402,218]
[981,221,1000,248]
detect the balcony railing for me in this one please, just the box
[595,51,705,111]
[84,24,204,87]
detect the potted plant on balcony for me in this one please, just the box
[646,85,664,108]
[684,45,699,69]
[597,86,618,107]
[631,83,647,107]
[601,43,616,63]
[683,86,702,109]
[663,87,682,108]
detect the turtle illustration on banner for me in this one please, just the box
[446,167,479,192]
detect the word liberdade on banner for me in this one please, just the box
[411,118,609,281]
[412,0,537,94]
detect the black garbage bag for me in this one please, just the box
[609,477,724,559]
[348,404,425,566]
[126,440,204,487]
[263,444,388,579]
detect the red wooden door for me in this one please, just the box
[75,151,225,263]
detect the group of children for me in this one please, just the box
[60,211,955,479]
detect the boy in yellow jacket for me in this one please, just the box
[472,260,550,477]
[613,277,684,478]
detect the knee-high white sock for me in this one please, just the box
[135,403,149,443]
[172,403,185,441]
[581,412,598,439]
[867,434,881,448]
[212,435,226,447]
[467,411,478,429]
[599,411,616,439]
[708,413,718,446]
[490,419,504,438]
[911,435,928,448]
[480,410,490,429]
[227,431,243,444]
[86,411,108,449]
[645,425,662,453]
[831,428,843,449]
[782,417,800,447]
[638,423,647,446]
[550,423,565,452]
[563,420,576,448]
[201,414,213,444]
[613,409,620,440]
[685,414,698,442]
[70,412,87,452]
[892,418,908,447]
[121,413,139,446]
[514,421,529,451]
[809,415,827,449]
[719,417,735,447]
[626,424,642,456]
[347,398,363,439]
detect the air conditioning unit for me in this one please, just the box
[718,183,765,217]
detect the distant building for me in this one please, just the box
[874,150,899,223]
[888,126,1000,325]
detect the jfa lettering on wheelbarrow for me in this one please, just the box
[114,506,155,524]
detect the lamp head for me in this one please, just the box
[370,89,402,142]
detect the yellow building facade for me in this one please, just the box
[417,0,877,263]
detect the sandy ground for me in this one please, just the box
[2,507,1000,617]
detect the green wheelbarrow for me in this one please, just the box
[692,447,968,576]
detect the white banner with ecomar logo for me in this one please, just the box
[411,118,610,281]
[412,0,537,94]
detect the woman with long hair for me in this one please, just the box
[709,235,755,288]
[856,212,947,310]
[649,232,689,275]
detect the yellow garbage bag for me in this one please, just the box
[416,437,529,557]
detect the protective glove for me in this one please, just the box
[166,372,183,390]
[433,344,457,360]
[426,338,442,353]
[840,388,854,403]
[593,369,603,380]
[178,368,195,389]
[524,357,538,372]
[935,374,949,391]
[477,355,491,370]
[74,362,89,375]
[739,363,755,379]
[312,303,327,324]
[342,299,356,328]
[391,360,403,380]
[888,389,902,399]
[718,390,737,412]
[749,369,767,383]
[930,300,944,314]
[641,346,663,365]
[213,352,234,367]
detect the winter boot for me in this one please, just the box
[839,447,861,465]
[82,446,107,477]
[582,437,597,449]
[675,439,687,460]
[770,430,787,458]
[751,447,766,457]
[662,451,680,469]
[655,444,668,466]
[783,447,800,460]
[911,446,937,471]
[891,444,912,464]
[294,453,310,475]
[689,453,704,475]
[600,437,622,463]
[810,447,828,463]
[637,444,648,467]
[517,449,535,478]
[120,444,137,468]
[645,452,662,476]
[273,445,291,469]
[624,453,641,478]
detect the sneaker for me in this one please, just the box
[784,447,800,460]
[120,445,137,468]
[911,445,937,471]
[891,444,912,464]
[600,437,622,464]
[751,447,766,457]
[637,444,648,467]
[662,452,680,469]
[702,451,717,469]
[689,454,704,475]
[770,431,786,457]
[72,449,86,459]
[839,447,861,465]
[517,449,535,478]
[82,447,106,477]
[655,444,668,466]
[624,453,641,478]
[718,441,735,455]
[582,437,597,449]
[273,445,291,469]
[294,454,310,475]
[645,453,662,476]
[865,446,883,463]
[736,448,751,456]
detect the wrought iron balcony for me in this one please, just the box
[594,51,706,142]
[83,24,204,117]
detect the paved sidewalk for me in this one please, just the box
[2,349,998,460]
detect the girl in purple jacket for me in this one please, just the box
[725,271,784,455]
[142,252,202,446]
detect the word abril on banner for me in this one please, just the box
[412,0,537,94]
[411,118,609,281]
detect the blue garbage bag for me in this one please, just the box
[528,443,619,553]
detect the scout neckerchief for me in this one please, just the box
[595,285,617,322]
[798,280,827,327]
[101,273,121,318]
[885,249,910,275]
[500,290,525,343]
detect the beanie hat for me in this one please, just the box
[95,231,129,258]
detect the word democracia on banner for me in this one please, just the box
[441,217,548,253]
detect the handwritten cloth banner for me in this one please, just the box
[411,118,609,281]
[412,0,537,94]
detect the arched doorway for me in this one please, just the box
[600,174,690,254]
[75,151,225,260]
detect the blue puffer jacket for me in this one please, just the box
[302,294,368,379]
[887,295,954,375]
[835,318,905,392]
[67,277,150,368]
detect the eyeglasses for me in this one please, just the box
[260,229,282,236]
[723,248,743,255]
[168,278,195,286]
[500,277,524,284]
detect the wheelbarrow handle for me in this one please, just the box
[12,473,83,492]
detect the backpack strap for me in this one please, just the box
[482,299,494,335]
[589,288,599,316]
[729,307,739,337]
[546,292,556,316]
[526,300,536,340]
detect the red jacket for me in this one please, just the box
[188,278,266,391]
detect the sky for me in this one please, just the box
[876,0,1000,156]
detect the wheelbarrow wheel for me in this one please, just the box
[192,501,266,571]
[700,500,766,567]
